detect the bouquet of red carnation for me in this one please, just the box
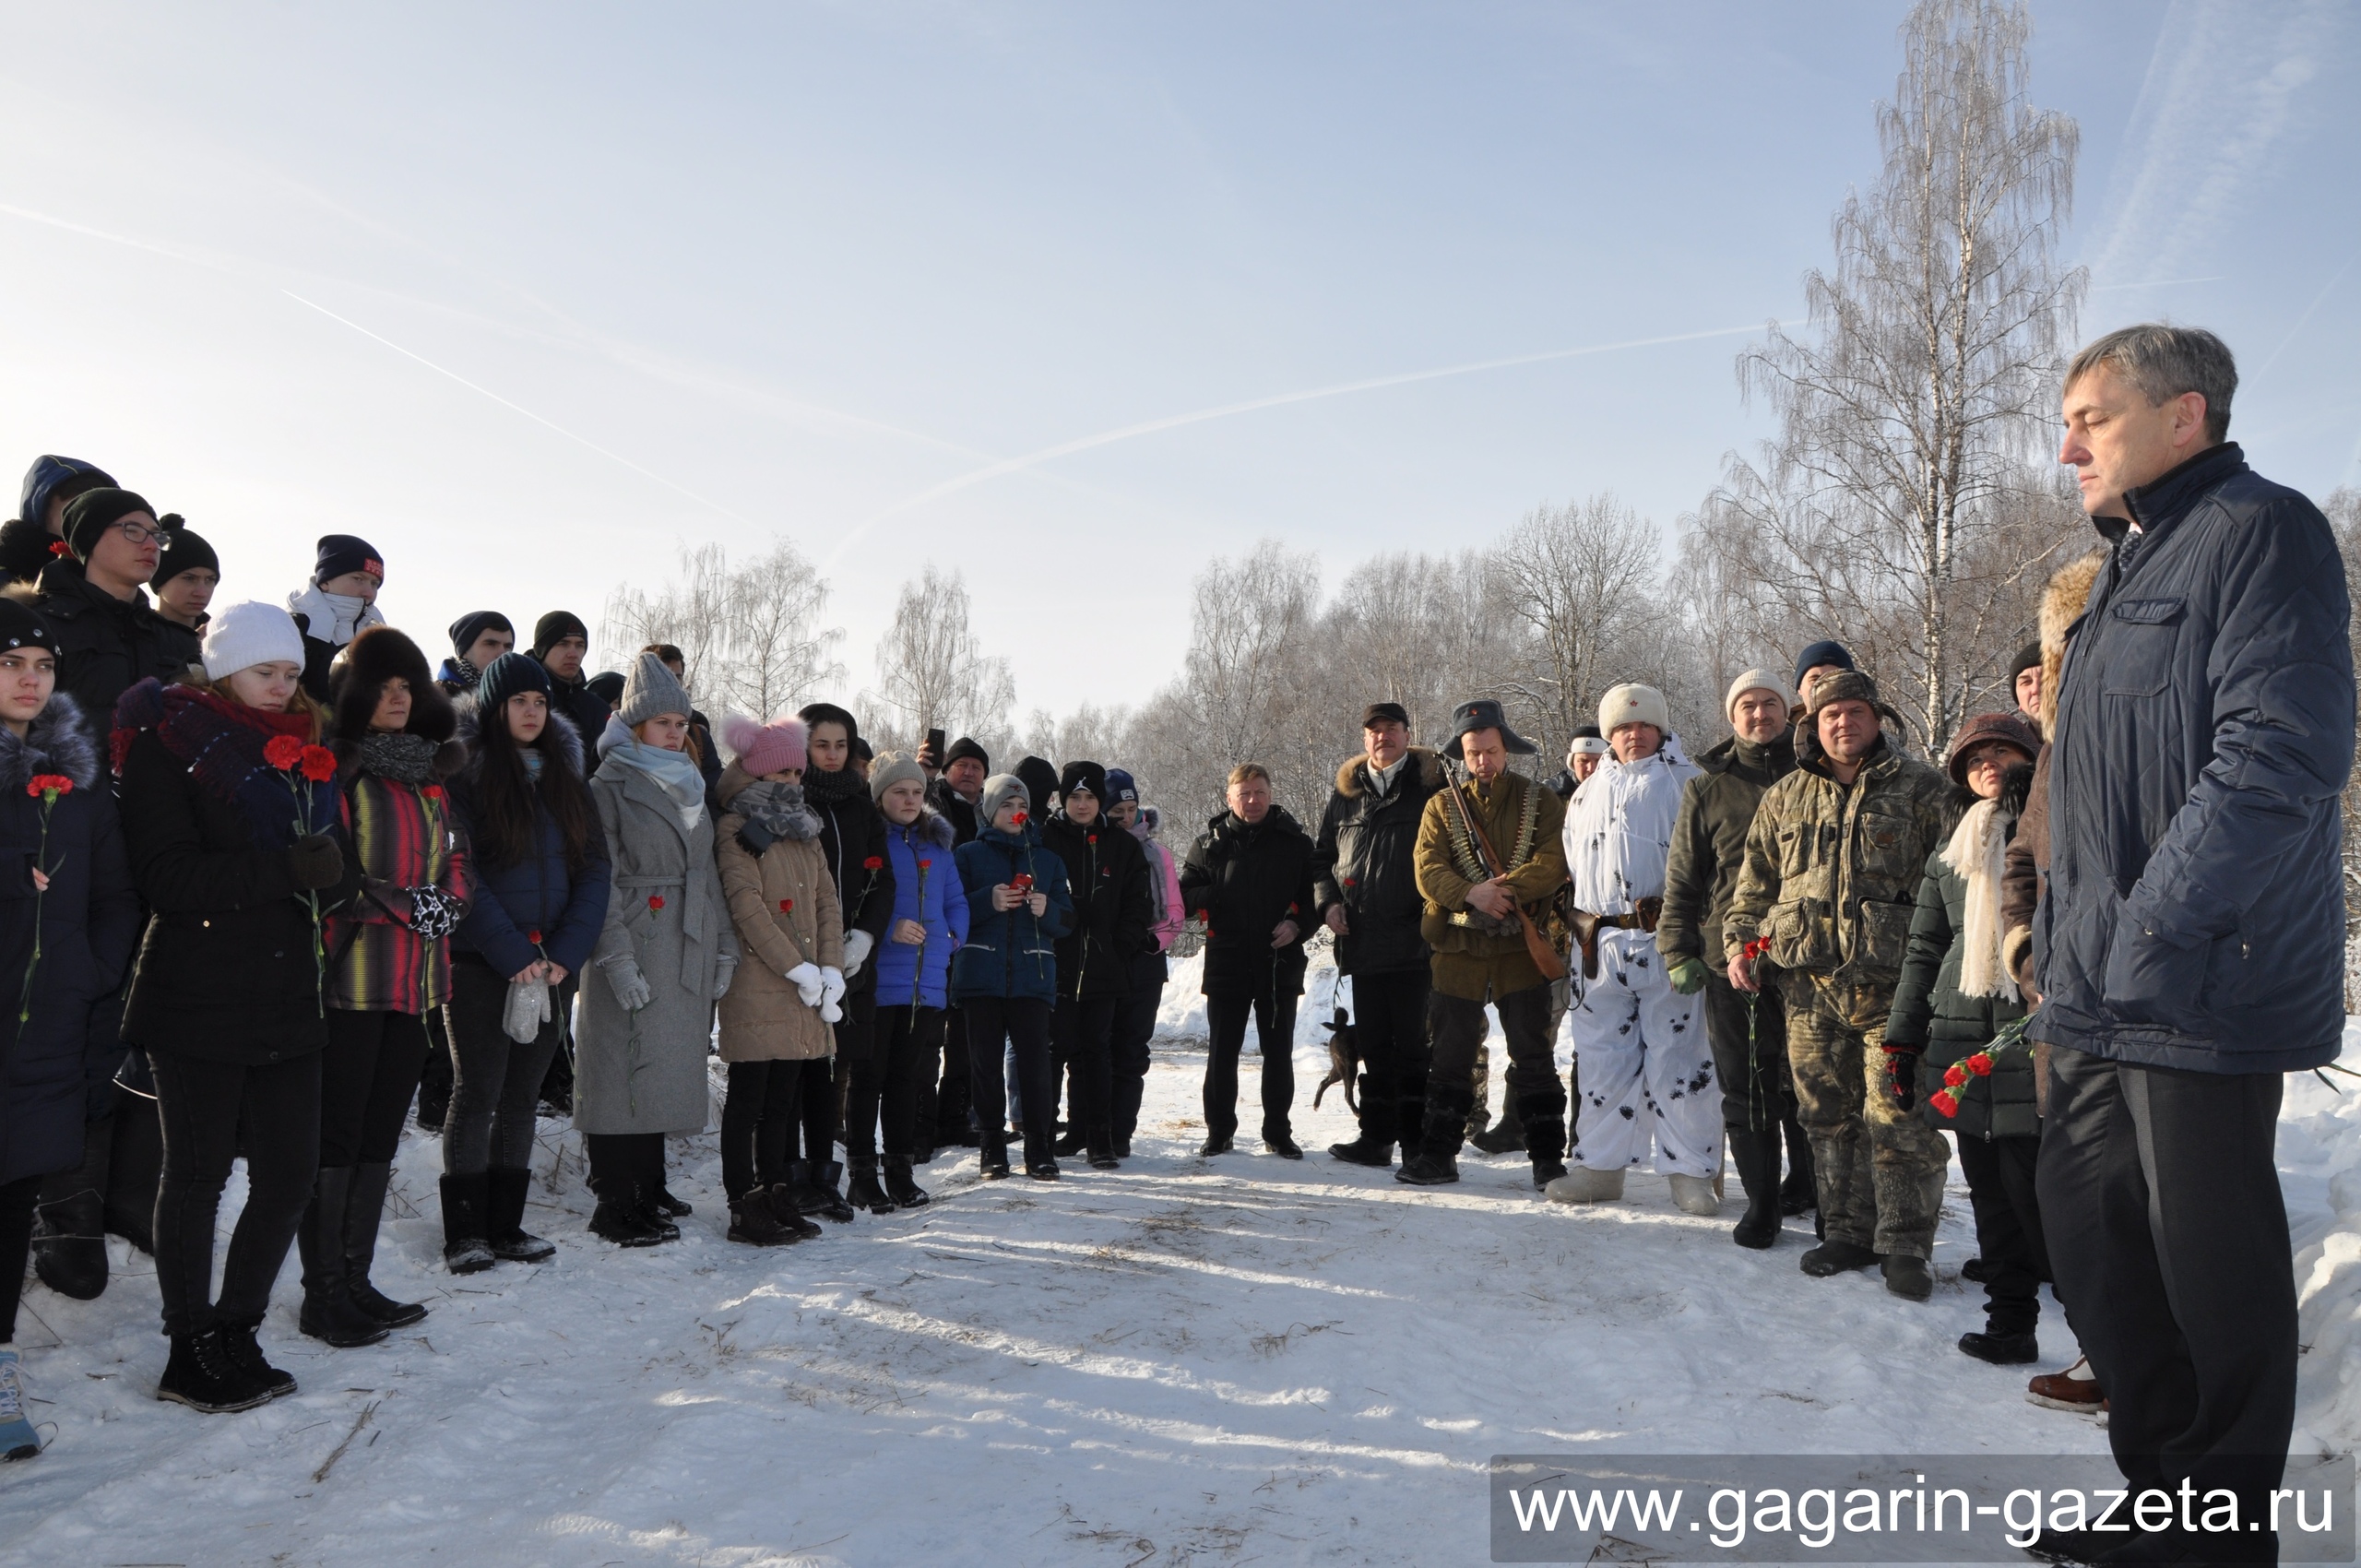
[267,736,339,1013]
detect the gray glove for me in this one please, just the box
[711,959,737,1003]
[604,956,653,1012]
[503,978,552,1044]
[842,928,874,978]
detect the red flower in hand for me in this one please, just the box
[778,898,794,913]
[648,895,666,911]
[264,734,305,771]
[1930,1089,1960,1118]
[863,855,884,871]
[527,930,544,945]
[25,774,73,800]
[1965,1051,1994,1075]
[421,784,444,801]
[299,744,337,782]
[1943,1063,1968,1088]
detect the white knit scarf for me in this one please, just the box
[1940,798,2018,1004]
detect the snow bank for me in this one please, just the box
[2286,1024,2361,1458]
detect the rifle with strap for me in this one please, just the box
[1443,768,1566,981]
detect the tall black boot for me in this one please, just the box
[979,1134,1012,1181]
[845,1157,897,1214]
[1516,1087,1570,1188]
[1329,1078,1397,1167]
[1395,1087,1474,1186]
[31,1114,113,1300]
[345,1163,428,1324]
[105,1090,163,1254]
[415,1016,454,1134]
[1728,1128,1784,1249]
[884,1156,932,1207]
[1085,1124,1120,1171]
[793,1159,856,1223]
[1469,1073,1526,1155]
[1395,1092,1429,1163]
[296,1168,391,1348]
[1779,1116,1817,1216]
[441,1172,497,1273]
[937,1077,980,1149]
[485,1168,556,1261]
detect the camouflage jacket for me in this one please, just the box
[1413,768,1569,1002]
[1722,734,1951,1017]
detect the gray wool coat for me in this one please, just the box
[574,761,739,1136]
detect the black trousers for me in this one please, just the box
[0,1173,39,1343]
[847,1004,943,1160]
[442,956,565,1176]
[1957,1131,2049,1336]
[2038,1045,2294,1521]
[1203,990,1298,1143]
[1426,984,1564,1158]
[149,1048,321,1336]
[1699,971,1797,1131]
[1053,994,1121,1136]
[1349,968,1431,1143]
[964,996,1054,1158]
[807,986,876,1161]
[719,1060,808,1200]
[321,1008,431,1169]
[585,1130,665,1196]
[1109,985,1160,1143]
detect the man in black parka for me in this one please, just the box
[1311,701,1447,1168]
[2034,324,2353,1561]
[29,489,198,720]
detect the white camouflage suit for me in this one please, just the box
[1563,736,1719,1177]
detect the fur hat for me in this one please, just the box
[332,624,457,743]
[1598,683,1669,736]
[1724,668,1797,721]
[615,651,692,729]
[869,749,927,802]
[2037,550,2107,742]
[1443,698,1536,760]
[200,600,305,681]
[719,710,808,778]
[980,772,1031,828]
[1946,710,2041,786]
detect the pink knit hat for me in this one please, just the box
[719,712,809,778]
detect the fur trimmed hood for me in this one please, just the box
[0,693,101,795]
[1333,744,1445,799]
[889,806,957,851]
[453,692,587,782]
[2038,549,2106,742]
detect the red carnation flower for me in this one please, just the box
[778,899,794,913]
[1930,1090,1960,1118]
[863,855,884,871]
[1943,1063,1968,1088]
[421,784,444,801]
[264,734,305,770]
[527,930,544,945]
[1965,1051,1994,1075]
[648,895,666,911]
[299,744,338,782]
[46,540,69,558]
[25,774,73,800]
[1011,811,1028,826]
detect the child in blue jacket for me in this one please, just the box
[950,773,1072,1181]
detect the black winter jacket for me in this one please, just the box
[1040,811,1154,1000]
[1311,747,1447,976]
[928,778,982,847]
[446,705,613,980]
[536,662,614,778]
[1658,731,1796,968]
[1181,807,1316,999]
[0,699,139,1183]
[2031,444,2355,1075]
[804,766,896,998]
[30,562,201,720]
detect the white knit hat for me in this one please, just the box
[1724,667,1797,720]
[1598,682,1669,736]
[200,600,306,681]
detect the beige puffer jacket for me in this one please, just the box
[715,761,845,1063]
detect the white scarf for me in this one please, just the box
[286,581,386,647]
[597,715,706,832]
[1940,798,2018,1004]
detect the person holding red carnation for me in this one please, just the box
[113,600,361,1414]
[1881,710,2047,1366]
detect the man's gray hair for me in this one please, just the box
[2066,324,2237,444]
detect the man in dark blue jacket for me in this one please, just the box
[2033,324,2352,1562]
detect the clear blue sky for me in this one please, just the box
[1,1,2353,716]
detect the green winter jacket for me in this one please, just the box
[1657,731,1795,968]
[1882,825,2036,1141]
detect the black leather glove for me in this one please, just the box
[407,885,464,941]
[1882,1044,1922,1111]
[288,833,345,891]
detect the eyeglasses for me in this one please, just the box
[112,519,169,547]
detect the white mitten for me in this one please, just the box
[842,928,874,978]
[787,962,824,1006]
[819,965,847,1024]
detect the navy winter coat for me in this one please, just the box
[0,698,139,1182]
[2031,444,2355,1075]
[446,706,613,980]
[871,809,971,1010]
[949,823,1072,1004]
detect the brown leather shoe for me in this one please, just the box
[2025,1354,2104,1412]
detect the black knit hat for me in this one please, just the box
[1058,759,1109,806]
[62,487,155,563]
[532,610,588,657]
[476,649,552,712]
[314,534,384,583]
[943,735,989,772]
[2008,642,2041,683]
[1015,755,1061,820]
[149,525,219,590]
[585,670,625,707]
[850,735,873,764]
[0,597,59,656]
[1792,638,1855,692]
[449,610,514,659]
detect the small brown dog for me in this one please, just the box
[1311,1005,1359,1113]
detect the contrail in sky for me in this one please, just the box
[825,319,1787,565]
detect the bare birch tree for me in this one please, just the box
[1494,494,1662,742]
[603,538,844,722]
[866,565,1015,747]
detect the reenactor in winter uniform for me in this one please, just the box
[1722,670,1953,1300]
[1312,701,1449,1168]
[1656,669,1817,1249]
[1548,684,1710,1211]
[1397,700,1570,1189]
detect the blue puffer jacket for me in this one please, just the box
[871,808,971,1009]
[2031,443,2354,1074]
[949,823,1073,1004]
[447,705,613,979]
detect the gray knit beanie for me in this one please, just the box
[979,772,1031,828]
[868,749,928,803]
[615,650,693,728]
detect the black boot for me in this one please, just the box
[728,1192,799,1245]
[1799,1239,1880,1277]
[884,1156,932,1206]
[1396,1090,1474,1186]
[1394,1093,1429,1164]
[1085,1127,1120,1171]
[1023,1123,1060,1180]
[31,1114,113,1301]
[1517,1088,1569,1188]
[1778,1118,1817,1216]
[1329,1088,1396,1166]
[793,1159,857,1223]
[1468,1087,1526,1155]
[588,1182,664,1247]
[1727,1128,1784,1250]
[105,1092,163,1254]
[342,1163,427,1324]
[297,1169,391,1348]
[156,1327,277,1413]
[440,1172,498,1275]
[846,1158,898,1215]
[217,1319,297,1398]
[1881,1253,1933,1301]
[938,1079,980,1148]
[760,1184,824,1239]
[415,1028,454,1134]
[484,1168,556,1261]
[979,1134,1012,1181]
[1053,1125,1088,1158]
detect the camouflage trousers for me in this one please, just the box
[1782,980,1950,1259]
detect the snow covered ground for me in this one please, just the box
[5,961,2356,1566]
